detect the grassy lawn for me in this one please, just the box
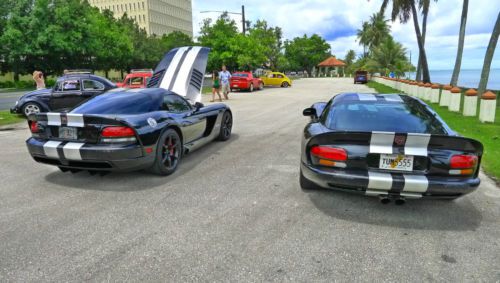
[368,81,500,181]
[0,111,24,126]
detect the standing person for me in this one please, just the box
[210,70,223,102]
[32,70,46,90]
[219,65,231,100]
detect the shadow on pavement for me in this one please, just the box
[307,188,482,231]
[44,134,240,192]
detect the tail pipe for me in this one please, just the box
[379,195,391,204]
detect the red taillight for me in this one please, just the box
[311,146,348,161]
[29,121,39,133]
[101,126,135,137]
[450,154,478,169]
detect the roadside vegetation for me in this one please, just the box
[368,80,500,181]
[0,111,23,126]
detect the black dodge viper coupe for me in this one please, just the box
[26,46,233,175]
[300,93,483,203]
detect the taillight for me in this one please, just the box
[310,146,347,168]
[101,126,136,143]
[29,121,39,133]
[449,154,478,175]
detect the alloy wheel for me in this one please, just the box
[162,133,181,170]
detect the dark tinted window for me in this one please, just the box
[162,95,191,113]
[82,80,105,90]
[233,73,249,77]
[72,91,161,114]
[322,100,446,134]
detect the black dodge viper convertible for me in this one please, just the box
[300,93,483,203]
[26,46,232,175]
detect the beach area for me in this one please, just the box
[407,68,500,90]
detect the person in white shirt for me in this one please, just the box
[219,65,231,100]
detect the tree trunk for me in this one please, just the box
[477,11,500,95]
[450,0,469,86]
[416,10,428,82]
[411,3,431,83]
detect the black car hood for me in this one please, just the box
[20,88,51,100]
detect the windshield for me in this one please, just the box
[72,91,161,114]
[322,99,447,134]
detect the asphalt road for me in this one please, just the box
[0,91,25,111]
[1,78,500,282]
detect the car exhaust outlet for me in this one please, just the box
[379,196,391,204]
[394,197,406,205]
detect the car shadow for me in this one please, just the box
[44,134,240,192]
[306,188,482,231]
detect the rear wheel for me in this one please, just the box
[281,81,289,88]
[149,129,182,176]
[249,83,254,92]
[300,169,319,191]
[259,82,264,90]
[217,111,232,141]
[22,102,42,117]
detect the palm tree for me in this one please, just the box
[450,0,468,86]
[365,36,409,76]
[415,0,434,81]
[357,21,370,57]
[477,11,500,96]
[381,0,431,83]
[367,12,391,50]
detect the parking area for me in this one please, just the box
[1,78,500,281]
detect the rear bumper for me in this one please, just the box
[301,162,480,199]
[26,138,155,171]
[230,81,249,89]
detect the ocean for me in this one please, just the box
[405,68,500,90]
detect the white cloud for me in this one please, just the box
[192,0,500,70]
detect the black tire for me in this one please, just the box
[217,111,232,141]
[22,102,42,117]
[300,169,319,191]
[259,82,264,90]
[249,83,254,92]
[148,128,182,176]
[281,81,289,88]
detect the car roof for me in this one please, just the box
[56,74,116,86]
[332,93,412,105]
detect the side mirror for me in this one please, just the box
[303,107,317,117]
[194,102,204,111]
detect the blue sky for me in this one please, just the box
[192,0,500,70]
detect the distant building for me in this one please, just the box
[89,0,193,37]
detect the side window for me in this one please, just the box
[83,80,105,90]
[60,80,81,91]
[162,95,191,113]
[129,77,144,86]
[277,74,284,78]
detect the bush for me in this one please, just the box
[0,81,15,88]
[46,78,56,87]
[15,81,35,89]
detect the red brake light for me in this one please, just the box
[101,126,135,137]
[450,154,478,169]
[29,121,39,133]
[311,146,347,161]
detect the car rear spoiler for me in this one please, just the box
[147,46,210,103]
[29,112,129,128]
[308,131,483,157]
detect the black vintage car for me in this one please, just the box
[11,73,116,116]
[300,93,483,204]
[25,46,232,176]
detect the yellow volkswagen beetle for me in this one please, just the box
[260,72,292,88]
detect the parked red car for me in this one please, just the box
[230,72,264,92]
[116,69,153,88]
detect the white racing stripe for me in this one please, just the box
[403,174,429,193]
[159,47,189,90]
[43,141,62,158]
[382,94,403,102]
[67,114,84,127]
[370,131,395,154]
[357,93,377,101]
[405,133,431,156]
[171,46,202,97]
[47,113,61,126]
[367,171,393,191]
[63,142,85,160]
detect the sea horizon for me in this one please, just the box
[406,68,500,90]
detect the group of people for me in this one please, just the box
[211,65,231,102]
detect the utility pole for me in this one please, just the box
[241,5,246,35]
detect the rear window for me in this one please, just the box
[72,91,161,114]
[233,73,249,77]
[321,100,447,134]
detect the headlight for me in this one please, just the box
[15,100,18,105]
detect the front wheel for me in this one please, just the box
[148,129,182,176]
[22,102,42,117]
[281,81,289,88]
[249,83,254,92]
[217,111,232,141]
[259,82,264,90]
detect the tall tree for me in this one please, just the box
[365,36,410,76]
[415,0,436,81]
[284,34,331,76]
[382,0,431,83]
[477,11,500,96]
[357,21,371,57]
[450,0,468,86]
[344,49,356,75]
[367,12,391,50]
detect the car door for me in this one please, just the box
[82,79,106,103]
[163,95,206,143]
[49,79,83,111]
